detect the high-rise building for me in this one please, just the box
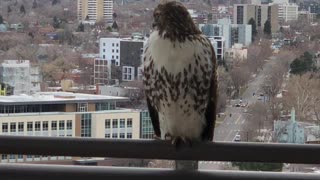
[0,60,41,95]
[278,3,299,22]
[309,3,320,14]
[99,36,146,82]
[234,4,279,33]
[200,18,252,49]
[77,0,113,23]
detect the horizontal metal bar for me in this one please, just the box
[0,164,319,180]
[0,135,320,164]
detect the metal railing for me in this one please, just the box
[0,135,320,180]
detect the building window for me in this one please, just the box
[59,121,65,130]
[103,55,106,59]
[112,55,114,59]
[127,119,132,128]
[116,49,119,53]
[77,103,88,112]
[120,133,125,139]
[17,154,23,159]
[103,49,106,52]
[116,56,118,59]
[10,123,16,132]
[27,122,33,132]
[103,43,106,46]
[112,43,114,47]
[18,122,24,132]
[43,121,48,131]
[52,121,57,130]
[2,123,8,133]
[116,43,119,47]
[81,114,92,137]
[112,119,118,128]
[67,120,72,130]
[112,133,118,138]
[105,134,110,138]
[112,49,114,53]
[122,66,135,81]
[9,154,15,160]
[35,121,41,131]
[120,119,125,128]
[105,119,111,129]
[127,133,132,139]
[1,154,7,160]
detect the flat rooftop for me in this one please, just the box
[0,92,129,105]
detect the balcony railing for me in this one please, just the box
[0,135,320,180]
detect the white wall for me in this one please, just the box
[100,38,121,65]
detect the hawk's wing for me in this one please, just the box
[201,39,218,141]
[143,42,161,138]
[146,97,161,138]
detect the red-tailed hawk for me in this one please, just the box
[143,1,218,146]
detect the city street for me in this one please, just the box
[214,56,276,142]
[199,57,277,170]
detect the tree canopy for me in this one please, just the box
[263,20,272,36]
[233,162,283,171]
[290,51,316,75]
[0,15,3,24]
[248,18,257,41]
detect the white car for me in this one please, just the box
[234,135,241,142]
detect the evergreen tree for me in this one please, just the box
[7,6,12,15]
[52,0,60,6]
[53,16,60,29]
[290,52,316,75]
[263,20,272,36]
[0,15,3,24]
[233,162,283,171]
[77,23,85,32]
[113,12,117,19]
[248,18,257,41]
[20,5,26,15]
[112,21,118,30]
[32,0,37,9]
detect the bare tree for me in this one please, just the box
[283,73,320,122]
[216,66,232,112]
[230,65,250,98]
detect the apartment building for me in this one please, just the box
[99,37,145,82]
[234,4,279,33]
[0,92,147,163]
[278,3,299,22]
[0,60,41,95]
[208,36,225,61]
[200,18,252,49]
[77,0,113,23]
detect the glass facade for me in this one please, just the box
[140,111,154,139]
[95,102,116,111]
[81,113,92,137]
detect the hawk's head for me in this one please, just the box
[152,1,201,42]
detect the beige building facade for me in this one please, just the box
[234,4,279,33]
[77,0,113,22]
[0,92,144,163]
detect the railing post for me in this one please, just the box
[175,160,198,170]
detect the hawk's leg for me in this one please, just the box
[165,133,172,140]
[172,136,193,148]
[153,134,161,140]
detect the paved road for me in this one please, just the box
[199,57,277,170]
[214,57,276,142]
